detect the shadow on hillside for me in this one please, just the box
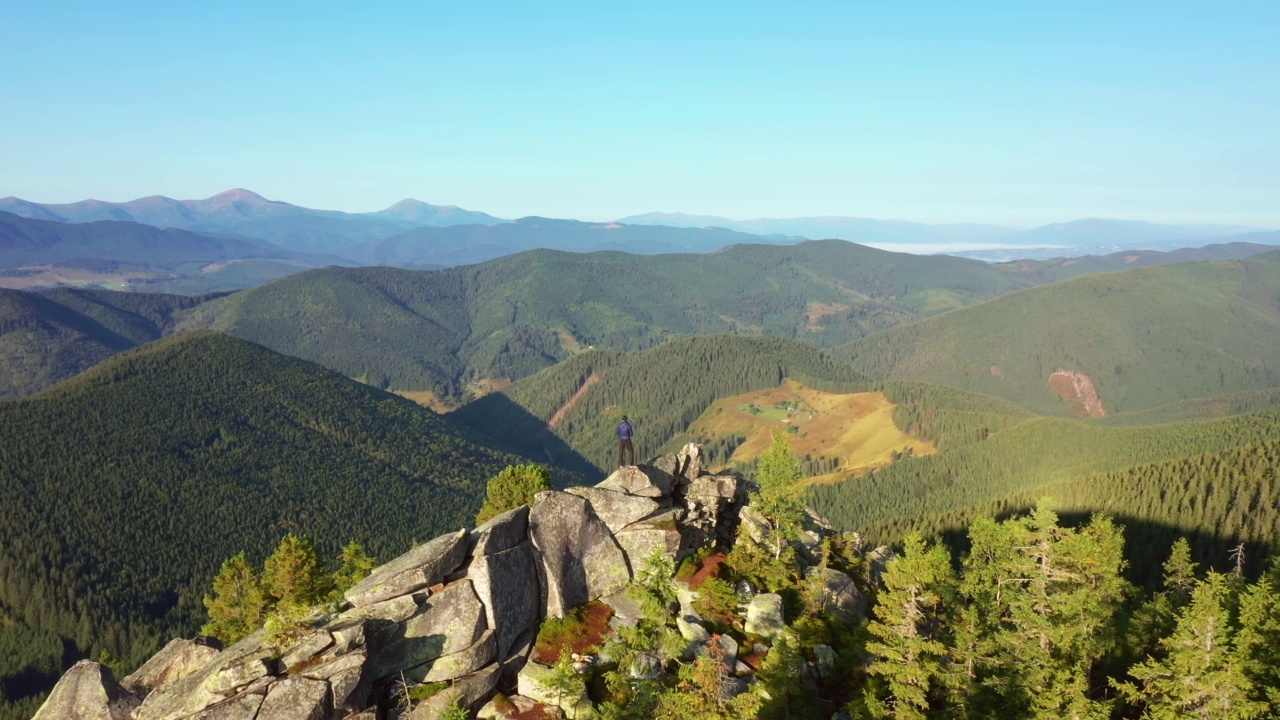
[448,394,603,483]
[937,511,1274,589]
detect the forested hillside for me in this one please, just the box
[0,210,331,270]
[841,258,1280,416]
[0,288,211,398]
[807,382,1280,564]
[450,335,870,475]
[0,331,540,717]
[178,240,1019,400]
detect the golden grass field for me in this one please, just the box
[687,379,935,485]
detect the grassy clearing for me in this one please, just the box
[687,380,934,483]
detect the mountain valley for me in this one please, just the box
[3,207,1280,719]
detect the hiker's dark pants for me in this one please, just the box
[619,439,635,467]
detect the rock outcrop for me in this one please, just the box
[528,491,631,618]
[38,448,748,719]
[32,660,139,720]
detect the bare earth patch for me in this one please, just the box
[555,329,584,353]
[549,373,600,429]
[806,301,851,332]
[1049,370,1107,418]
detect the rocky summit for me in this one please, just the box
[35,443,855,720]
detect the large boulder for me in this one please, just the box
[597,465,674,499]
[648,453,682,483]
[255,676,329,720]
[675,443,703,481]
[470,506,530,556]
[32,660,139,720]
[345,530,469,608]
[299,651,368,715]
[121,637,222,699]
[803,567,867,623]
[614,508,684,570]
[745,594,785,639]
[682,474,744,551]
[529,491,631,618]
[467,541,542,659]
[369,579,488,681]
[685,475,738,505]
[133,632,277,720]
[565,486,662,533]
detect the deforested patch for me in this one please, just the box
[1049,370,1107,418]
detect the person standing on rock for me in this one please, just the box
[617,415,635,467]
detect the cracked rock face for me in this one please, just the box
[467,540,542,659]
[369,579,488,681]
[529,491,631,618]
[345,530,469,608]
[565,486,662,533]
[469,506,530,557]
[121,638,222,700]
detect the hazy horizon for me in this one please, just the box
[3,187,1276,233]
[3,2,1277,227]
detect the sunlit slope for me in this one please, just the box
[807,388,1280,545]
[450,335,871,476]
[682,380,934,482]
[840,258,1280,416]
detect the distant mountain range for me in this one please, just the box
[333,216,797,267]
[1,189,1278,299]
[618,212,1261,252]
[0,189,504,253]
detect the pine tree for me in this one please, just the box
[1125,537,1203,667]
[261,534,332,609]
[756,630,813,717]
[1234,569,1280,709]
[201,552,265,643]
[475,464,553,524]
[963,504,1127,719]
[332,541,376,595]
[544,650,588,719]
[1116,572,1266,719]
[862,534,956,720]
[1162,538,1198,607]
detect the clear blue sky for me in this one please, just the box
[2,1,1277,226]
